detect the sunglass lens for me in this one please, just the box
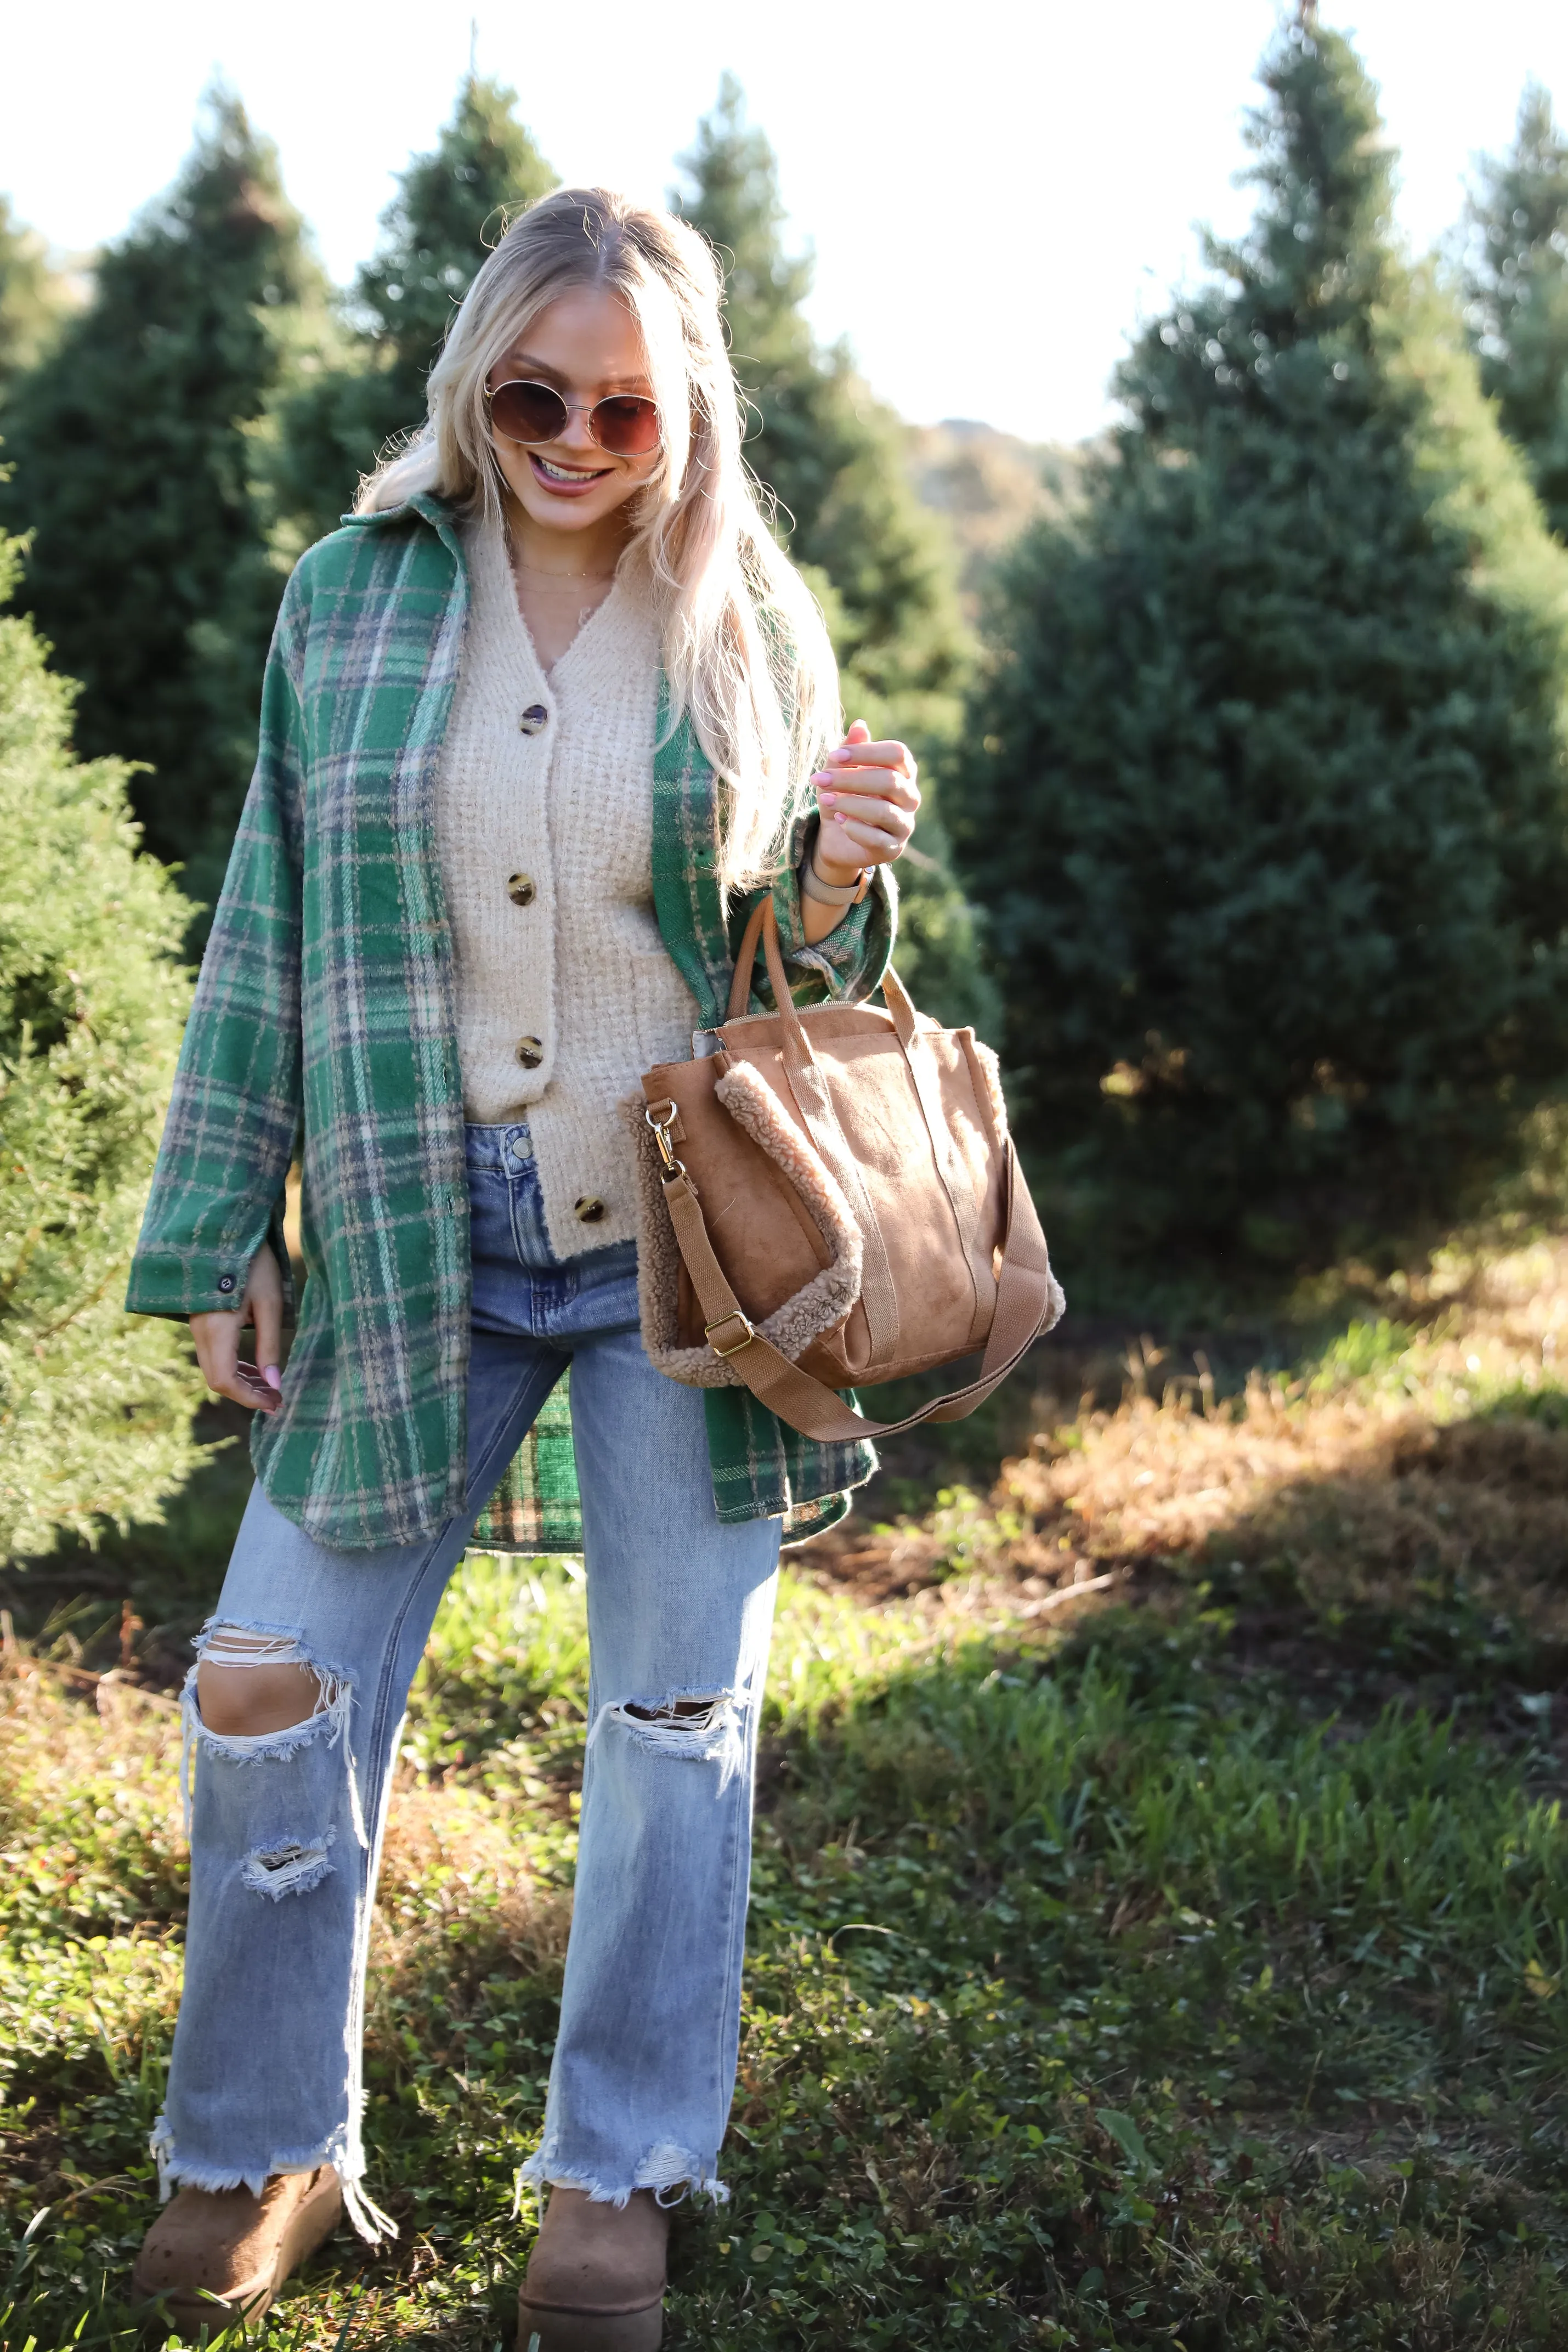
[489,380,570,444]
[591,395,661,455]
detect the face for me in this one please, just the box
[485,284,663,537]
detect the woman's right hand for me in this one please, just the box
[190,1244,285,1414]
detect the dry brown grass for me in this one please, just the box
[372,1779,573,1978]
[0,1647,572,1989]
[361,1782,574,2060]
[1008,1386,1568,1631]
[803,1231,1568,1646]
[0,1651,183,1824]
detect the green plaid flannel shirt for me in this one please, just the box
[126,494,894,1553]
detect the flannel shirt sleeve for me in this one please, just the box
[761,808,897,1009]
[124,568,309,1320]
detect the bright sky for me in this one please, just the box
[3,1,1566,444]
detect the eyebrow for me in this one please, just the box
[503,352,653,393]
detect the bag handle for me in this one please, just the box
[727,891,918,1050]
[655,1136,1057,1442]
[725,892,915,1373]
[700,889,1057,1437]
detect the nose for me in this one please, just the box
[553,405,599,455]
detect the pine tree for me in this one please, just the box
[0,197,71,394]
[267,76,557,557]
[673,76,966,737]
[0,94,330,915]
[1464,79,1568,540]
[0,529,203,1558]
[674,78,993,1026]
[955,20,1568,1265]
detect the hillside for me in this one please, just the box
[906,418,1090,615]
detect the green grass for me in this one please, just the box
[4,1530,1567,2349]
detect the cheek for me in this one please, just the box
[598,457,660,510]
[490,441,534,502]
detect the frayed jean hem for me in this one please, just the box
[149,2113,398,2244]
[516,2140,729,2212]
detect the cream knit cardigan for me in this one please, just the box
[435,523,700,1258]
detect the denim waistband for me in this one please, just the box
[464,1120,535,1174]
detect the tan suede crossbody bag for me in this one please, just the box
[631,893,1064,1441]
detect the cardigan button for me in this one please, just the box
[574,1196,607,1224]
[507,872,536,906]
[516,1036,544,1069]
[217,1274,236,1294]
[518,704,549,735]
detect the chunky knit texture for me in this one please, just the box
[435,523,700,1256]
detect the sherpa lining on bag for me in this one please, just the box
[625,1063,864,1388]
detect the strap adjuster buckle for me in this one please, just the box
[705,1310,756,1359]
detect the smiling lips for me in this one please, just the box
[530,451,614,495]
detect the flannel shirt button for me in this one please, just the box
[574,1196,607,1224]
[507,871,536,906]
[217,1274,236,1294]
[518,704,549,735]
[516,1036,544,1068]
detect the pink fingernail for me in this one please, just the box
[263,1365,282,1390]
[819,790,837,806]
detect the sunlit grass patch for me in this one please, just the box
[933,1240,1568,1654]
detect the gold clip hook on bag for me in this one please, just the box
[631,894,1063,1442]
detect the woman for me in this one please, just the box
[124,186,918,2346]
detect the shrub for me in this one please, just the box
[0,530,203,1558]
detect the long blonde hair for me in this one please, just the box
[358,185,840,893]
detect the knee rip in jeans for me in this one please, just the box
[585,1688,746,1792]
[179,1621,366,1848]
[240,1825,337,1901]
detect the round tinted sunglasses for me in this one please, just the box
[485,377,661,457]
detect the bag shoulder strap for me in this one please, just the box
[656,1138,1057,1443]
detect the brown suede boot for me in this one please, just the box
[517,2186,670,2351]
[132,2166,342,2328]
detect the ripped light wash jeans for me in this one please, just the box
[155,1122,783,2239]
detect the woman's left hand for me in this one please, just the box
[811,719,920,882]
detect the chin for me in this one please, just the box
[514,482,638,532]
[520,497,602,528]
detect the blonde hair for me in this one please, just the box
[358,185,841,894]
